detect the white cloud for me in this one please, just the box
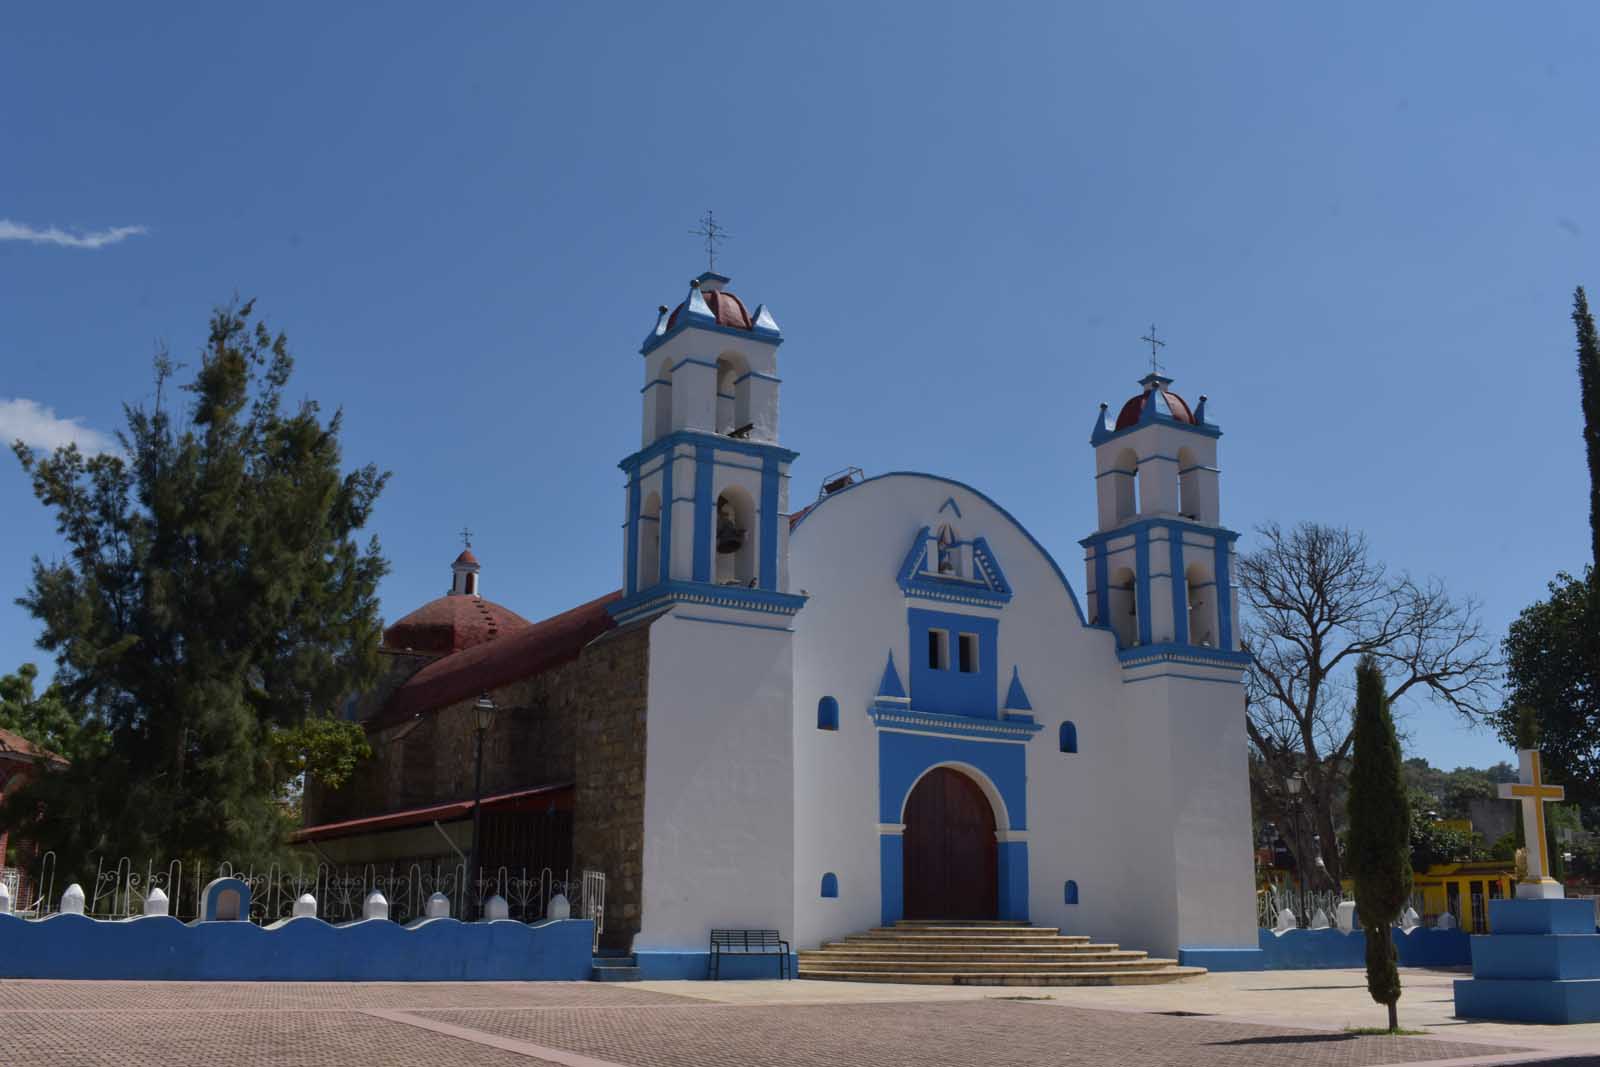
[0,219,147,250]
[0,398,119,455]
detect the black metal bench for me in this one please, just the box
[708,928,791,979]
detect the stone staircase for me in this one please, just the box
[591,950,641,981]
[797,920,1204,986]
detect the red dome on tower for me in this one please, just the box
[666,288,752,332]
[382,595,531,655]
[1114,382,1196,431]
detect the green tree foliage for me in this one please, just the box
[2,302,386,874]
[1347,655,1412,1032]
[1495,572,1599,810]
[0,662,100,761]
[1406,788,1480,872]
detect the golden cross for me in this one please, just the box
[1499,750,1564,887]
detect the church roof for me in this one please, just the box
[382,593,531,655]
[373,590,622,728]
[453,548,479,567]
[0,726,66,766]
[291,782,573,843]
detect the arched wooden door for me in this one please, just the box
[902,767,998,920]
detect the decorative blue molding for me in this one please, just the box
[869,704,1043,743]
[732,370,781,386]
[1215,539,1235,650]
[820,872,839,899]
[879,834,904,926]
[817,696,840,730]
[1058,722,1078,754]
[896,527,1013,608]
[640,316,785,357]
[1116,643,1253,669]
[789,472,1088,627]
[626,475,641,595]
[1169,528,1189,646]
[759,454,780,592]
[658,452,675,588]
[1079,515,1239,552]
[1134,528,1153,646]
[619,429,798,475]
[609,580,807,626]
[938,496,962,518]
[878,732,1028,828]
[692,444,714,582]
[676,613,794,634]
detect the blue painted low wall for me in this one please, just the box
[1255,925,1472,969]
[0,913,595,981]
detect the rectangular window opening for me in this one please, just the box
[927,629,949,670]
[957,633,978,674]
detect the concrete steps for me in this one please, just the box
[590,952,641,982]
[798,920,1204,987]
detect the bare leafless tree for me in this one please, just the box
[1239,522,1500,886]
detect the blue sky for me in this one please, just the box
[2,3,1595,771]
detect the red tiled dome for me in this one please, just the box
[667,289,752,332]
[382,594,531,655]
[453,549,478,566]
[1114,386,1196,431]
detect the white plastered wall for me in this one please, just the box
[788,474,1131,952]
[635,607,796,951]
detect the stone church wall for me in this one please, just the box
[303,620,650,951]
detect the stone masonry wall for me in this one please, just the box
[307,621,650,949]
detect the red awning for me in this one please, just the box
[291,782,573,843]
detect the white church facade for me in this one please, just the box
[607,269,1261,974]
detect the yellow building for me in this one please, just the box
[1412,861,1515,933]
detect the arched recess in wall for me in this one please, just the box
[1185,562,1217,648]
[1114,448,1139,521]
[1064,880,1079,906]
[817,696,839,731]
[1108,567,1137,648]
[638,492,662,589]
[715,352,751,436]
[1059,721,1078,754]
[1177,446,1199,519]
[715,485,758,585]
[820,872,839,899]
[652,378,673,438]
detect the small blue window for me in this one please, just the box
[817,696,839,731]
[1059,721,1078,754]
[1065,880,1079,905]
[821,872,839,898]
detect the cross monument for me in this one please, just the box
[1499,748,1565,899]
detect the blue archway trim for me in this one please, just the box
[791,472,1089,627]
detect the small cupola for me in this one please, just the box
[450,549,481,597]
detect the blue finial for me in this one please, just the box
[1090,402,1114,445]
[1004,665,1033,712]
[1193,393,1209,424]
[877,651,908,702]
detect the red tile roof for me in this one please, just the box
[0,727,66,766]
[453,549,479,566]
[373,590,622,729]
[382,593,532,656]
[291,782,573,843]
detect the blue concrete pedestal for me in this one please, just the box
[1454,898,1600,1024]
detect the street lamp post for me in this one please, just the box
[1285,771,1307,915]
[466,692,496,920]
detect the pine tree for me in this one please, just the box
[1346,655,1412,1032]
[3,302,387,875]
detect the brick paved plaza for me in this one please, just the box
[1,971,1596,1067]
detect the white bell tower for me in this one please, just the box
[1080,371,1237,651]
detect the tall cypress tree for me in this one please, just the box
[1578,287,1600,572]
[1347,654,1412,1033]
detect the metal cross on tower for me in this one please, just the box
[1140,324,1167,376]
[689,210,731,272]
[460,526,474,549]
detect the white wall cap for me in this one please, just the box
[143,888,170,916]
[483,894,510,921]
[362,890,389,921]
[293,893,318,918]
[547,893,571,920]
[0,881,10,913]
[424,892,451,919]
[61,883,86,916]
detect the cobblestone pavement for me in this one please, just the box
[0,979,1564,1067]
